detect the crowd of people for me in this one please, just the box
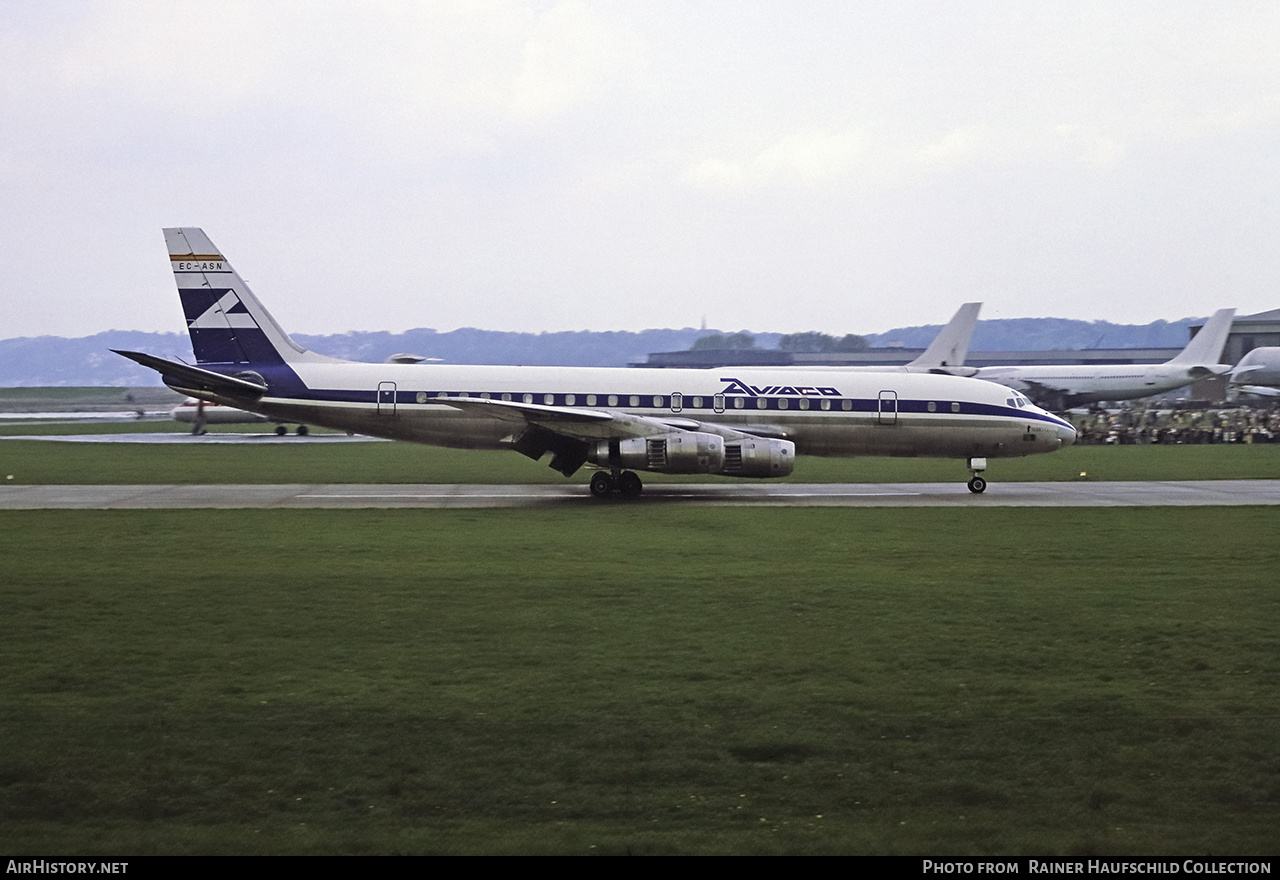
[1070,402,1280,445]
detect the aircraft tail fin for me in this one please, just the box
[907,302,981,370]
[165,227,312,366]
[1167,308,1235,366]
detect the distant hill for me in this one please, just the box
[0,317,1206,386]
[0,327,712,386]
[865,316,1199,351]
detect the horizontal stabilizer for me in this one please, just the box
[112,350,268,398]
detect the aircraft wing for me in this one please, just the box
[428,395,787,476]
[113,350,268,398]
[1234,384,1280,399]
[1230,363,1267,379]
[428,395,750,441]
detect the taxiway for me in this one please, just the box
[3,480,1279,509]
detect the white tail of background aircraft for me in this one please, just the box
[115,228,1075,496]
[810,302,981,375]
[908,302,981,374]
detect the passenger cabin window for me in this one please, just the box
[951,402,960,413]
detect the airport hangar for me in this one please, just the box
[637,309,1280,403]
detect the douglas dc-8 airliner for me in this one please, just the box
[115,228,1076,496]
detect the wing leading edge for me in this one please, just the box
[429,396,794,477]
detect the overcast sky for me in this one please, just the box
[3,1,1279,339]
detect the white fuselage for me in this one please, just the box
[172,399,268,425]
[203,359,1076,461]
[1231,348,1280,388]
[971,363,1225,408]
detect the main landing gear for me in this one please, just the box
[589,470,643,499]
[966,457,987,494]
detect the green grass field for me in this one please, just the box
[1,507,1277,855]
[2,430,1280,484]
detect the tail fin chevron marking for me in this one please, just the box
[164,227,313,367]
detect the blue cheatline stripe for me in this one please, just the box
[241,385,1071,428]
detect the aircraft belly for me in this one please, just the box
[790,417,1042,459]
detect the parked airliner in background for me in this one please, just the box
[171,398,309,436]
[115,228,1075,496]
[960,309,1236,411]
[1228,347,1280,398]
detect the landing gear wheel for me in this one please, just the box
[589,472,615,498]
[617,471,643,498]
[275,425,287,436]
[296,425,308,436]
[968,476,987,494]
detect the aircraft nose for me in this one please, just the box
[1058,421,1077,447]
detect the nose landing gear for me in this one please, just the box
[967,457,988,494]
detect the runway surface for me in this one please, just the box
[4,480,1280,509]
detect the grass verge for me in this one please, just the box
[2,507,1277,854]
[1,437,1279,485]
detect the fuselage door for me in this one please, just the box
[878,390,898,425]
[377,381,397,415]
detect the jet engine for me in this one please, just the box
[587,432,724,474]
[721,437,795,477]
[586,432,795,477]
